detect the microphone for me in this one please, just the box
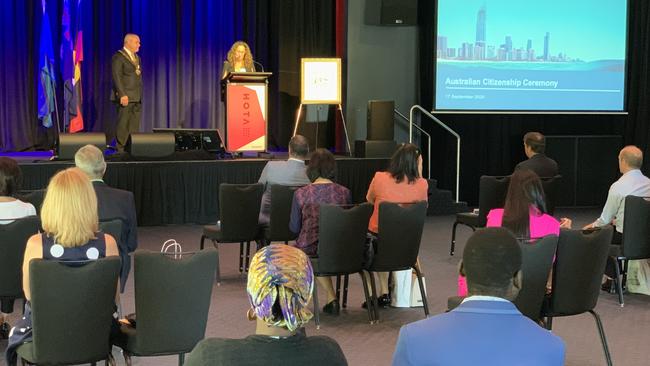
[253,60,264,72]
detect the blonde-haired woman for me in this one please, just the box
[221,41,255,79]
[5,168,119,365]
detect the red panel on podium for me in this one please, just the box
[223,72,271,152]
[226,84,267,151]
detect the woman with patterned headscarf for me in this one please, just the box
[185,244,348,366]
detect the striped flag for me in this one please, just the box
[37,0,56,128]
[64,0,84,133]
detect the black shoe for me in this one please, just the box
[362,294,392,309]
[378,294,392,308]
[323,300,340,315]
[601,279,615,293]
[0,322,10,339]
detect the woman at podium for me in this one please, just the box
[222,41,256,79]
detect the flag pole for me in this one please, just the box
[52,76,62,134]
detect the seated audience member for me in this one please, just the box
[0,157,37,339]
[393,228,565,366]
[458,168,570,296]
[5,168,120,366]
[515,131,558,177]
[0,157,36,224]
[365,143,428,307]
[75,144,138,290]
[185,244,348,366]
[258,135,311,225]
[289,148,351,315]
[583,145,650,292]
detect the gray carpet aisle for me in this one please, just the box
[2,209,649,365]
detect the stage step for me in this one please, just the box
[426,179,470,216]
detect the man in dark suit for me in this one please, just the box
[392,228,565,365]
[515,131,559,177]
[111,33,143,152]
[75,145,138,291]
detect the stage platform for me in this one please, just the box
[16,156,390,226]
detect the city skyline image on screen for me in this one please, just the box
[434,0,628,112]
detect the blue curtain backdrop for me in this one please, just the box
[0,0,336,152]
[1,0,243,151]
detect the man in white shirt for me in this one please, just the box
[584,145,650,290]
[584,145,650,241]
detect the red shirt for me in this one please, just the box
[366,171,429,233]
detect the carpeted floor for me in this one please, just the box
[2,208,649,365]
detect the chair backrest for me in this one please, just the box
[267,185,301,241]
[0,216,40,299]
[540,175,562,216]
[621,195,650,260]
[29,257,120,364]
[133,249,217,355]
[477,176,510,226]
[317,203,373,274]
[513,235,558,320]
[99,219,124,247]
[369,201,427,271]
[547,227,613,315]
[219,183,264,241]
[19,190,46,215]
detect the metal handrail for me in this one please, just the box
[394,109,431,180]
[409,105,461,202]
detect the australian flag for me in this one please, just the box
[62,0,84,132]
[37,0,56,128]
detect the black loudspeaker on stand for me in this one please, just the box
[57,133,106,160]
[126,133,176,159]
[355,100,397,158]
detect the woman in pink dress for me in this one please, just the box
[458,169,571,296]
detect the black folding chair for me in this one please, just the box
[200,183,263,283]
[541,227,614,366]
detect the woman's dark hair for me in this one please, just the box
[0,157,22,196]
[306,148,336,182]
[502,169,547,237]
[388,143,421,184]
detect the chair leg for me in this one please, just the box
[200,235,206,250]
[178,352,185,366]
[589,310,613,366]
[614,257,625,307]
[335,275,342,302]
[544,316,553,330]
[312,276,321,329]
[213,241,221,285]
[450,221,459,256]
[413,265,429,317]
[622,259,629,289]
[342,274,349,308]
[359,271,375,324]
[245,241,252,272]
[123,351,133,366]
[239,242,244,273]
[106,350,116,366]
[368,271,380,322]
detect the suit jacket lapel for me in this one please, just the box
[118,49,138,67]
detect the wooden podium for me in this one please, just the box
[222,72,272,152]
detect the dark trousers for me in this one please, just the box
[116,102,142,151]
[605,228,623,278]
